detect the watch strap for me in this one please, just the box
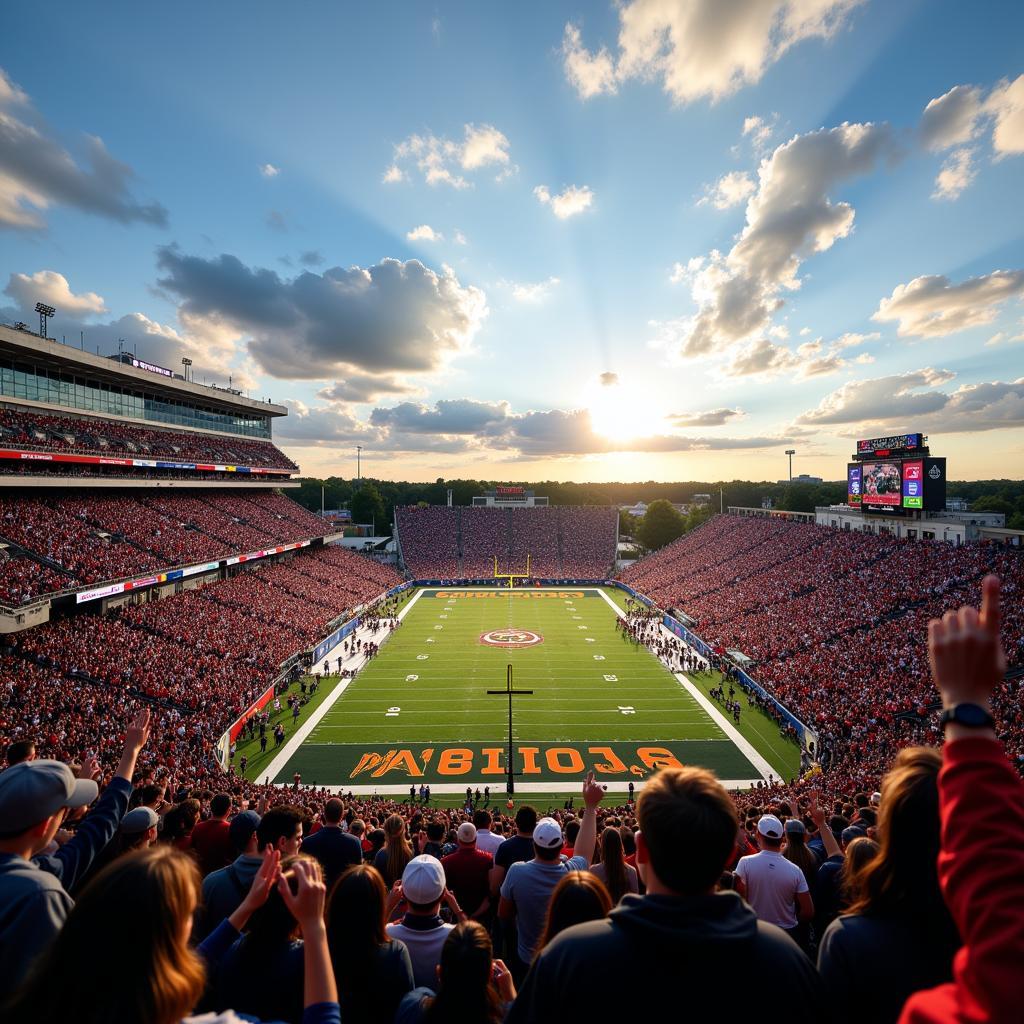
[939,703,995,729]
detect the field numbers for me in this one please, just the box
[585,637,596,643]
[385,706,401,717]
[594,654,605,661]
[426,638,435,643]
[618,706,636,715]
[603,674,618,682]
[405,674,418,681]
[434,625,444,630]
[577,625,588,630]
[417,654,429,660]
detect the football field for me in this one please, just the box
[259,586,794,795]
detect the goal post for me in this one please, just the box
[493,553,531,589]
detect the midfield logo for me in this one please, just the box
[479,628,544,648]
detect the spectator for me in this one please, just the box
[499,774,601,979]
[301,798,362,892]
[900,575,1023,1024]
[190,793,234,877]
[0,709,149,990]
[818,747,961,1023]
[588,826,638,903]
[508,766,822,1023]
[326,864,414,1024]
[535,872,612,951]
[375,813,413,888]
[472,809,503,857]
[489,804,537,900]
[394,921,515,1024]
[1,846,339,1024]
[198,809,263,940]
[441,822,494,921]
[5,739,35,765]
[386,855,467,988]
[734,813,813,944]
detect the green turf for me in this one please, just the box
[265,587,794,791]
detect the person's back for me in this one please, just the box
[190,794,234,877]
[301,801,362,892]
[509,768,821,1024]
[735,815,811,935]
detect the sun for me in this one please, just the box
[587,379,666,442]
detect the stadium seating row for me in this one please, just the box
[396,504,618,579]
[0,489,333,602]
[0,406,297,470]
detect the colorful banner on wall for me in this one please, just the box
[0,447,290,476]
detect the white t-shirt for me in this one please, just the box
[735,850,808,929]
[386,918,454,988]
[474,828,504,856]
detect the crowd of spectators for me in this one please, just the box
[395,505,618,579]
[0,489,333,602]
[0,406,297,470]
[1,577,1021,1022]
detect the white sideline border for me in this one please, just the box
[262,588,425,783]
[597,587,773,784]
[269,585,770,793]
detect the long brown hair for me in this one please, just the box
[782,827,818,888]
[381,813,413,887]
[537,872,612,951]
[423,921,503,1024]
[598,826,630,903]
[3,846,206,1024]
[847,747,953,931]
[840,836,879,906]
[327,864,388,1009]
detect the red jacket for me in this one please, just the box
[900,738,1024,1024]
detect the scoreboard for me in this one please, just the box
[847,457,946,513]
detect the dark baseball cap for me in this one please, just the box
[0,759,98,832]
[229,810,261,851]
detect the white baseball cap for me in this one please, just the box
[533,817,563,849]
[0,759,97,833]
[401,854,446,904]
[457,822,477,844]
[757,814,784,840]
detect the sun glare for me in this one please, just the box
[587,380,665,442]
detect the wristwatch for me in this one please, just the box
[939,703,995,729]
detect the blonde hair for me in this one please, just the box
[3,845,206,1024]
[382,813,413,888]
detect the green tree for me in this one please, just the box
[971,495,1014,516]
[637,499,685,551]
[350,482,386,531]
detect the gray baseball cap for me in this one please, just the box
[0,759,98,833]
[119,806,159,835]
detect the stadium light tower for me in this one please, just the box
[181,356,192,382]
[35,302,55,339]
[785,449,796,483]
[356,445,362,486]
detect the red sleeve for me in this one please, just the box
[900,738,1024,1024]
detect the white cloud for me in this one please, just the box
[453,229,468,245]
[669,121,896,359]
[699,170,756,209]
[562,22,618,99]
[0,65,167,231]
[799,326,812,335]
[4,270,107,316]
[987,74,1024,156]
[510,277,560,303]
[599,371,619,386]
[387,123,511,188]
[920,85,985,151]
[562,2,862,105]
[669,407,743,426]
[406,224,444,242]
[873,269,1024,338]
[534,184,595,219]
[932,147,976,200]
[742,113,778,150]
[796,368,1024,435]
[259,163,280,178]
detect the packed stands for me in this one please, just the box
[619,514,1024,784]
[0,406,297,470]
[395,505,618,578]
[0,490,333,599]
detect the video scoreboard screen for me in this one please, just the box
[848,457,945,513]
[856,433,924,458]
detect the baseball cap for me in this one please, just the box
[784,818,806,835]
[841,825,867,845]
[0,759,98,833]
[756,814,784,839]
[229,810,261,851]
[402,854,446,904]
[456,822,477,844]
[870,792,882,807]
[533,817,563,849]
[119,806,159,835]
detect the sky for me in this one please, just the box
[1,0,1022,483]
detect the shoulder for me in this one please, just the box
[565,855,589,871]
[394,987,434,1024]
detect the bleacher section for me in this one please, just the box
[0,407,297,472]
[0,490,332,603]
[395,504,618,579]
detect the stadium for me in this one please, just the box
[3,5,1024,1022]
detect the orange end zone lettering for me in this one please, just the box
[438,748,474,775]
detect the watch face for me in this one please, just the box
[956,704,991,726]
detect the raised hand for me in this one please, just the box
[124,708,151,753]
[581,770,605,809]
[279,857,326,932]
[806,790,824,827]
[928,575,1007,710]
[229,847,282,932]
[77,755,101,782]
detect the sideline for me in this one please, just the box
[262,588,425,783]
[598,587,772,783]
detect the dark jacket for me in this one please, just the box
[301,827,362,891]
[508,891,822,1024]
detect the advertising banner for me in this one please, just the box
[847,464,862,507]
[902,460,924,508]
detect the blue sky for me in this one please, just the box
[1,0,1022,481]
